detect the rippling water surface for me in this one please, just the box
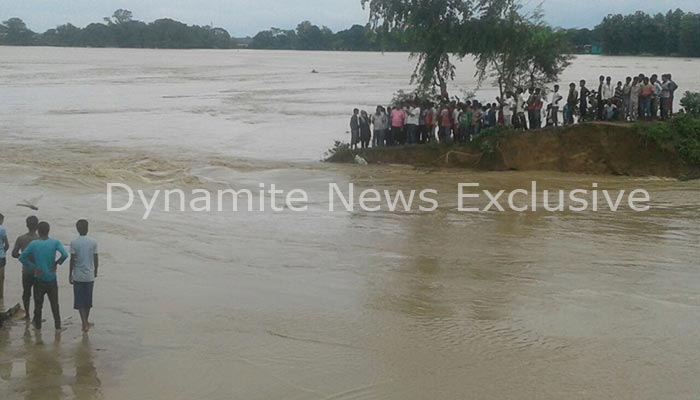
[0,47,699,400]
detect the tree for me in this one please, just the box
[361,0,523,98]
[295,21,332,50]
[105,9,134,25]
[594,10,700,57]
[469,3,572,96]
[362,0,472,97]
[1,17,35,45]
[334,25,372,51]
[41,23,82,46]
[679,13,700,57]
[81,23,114,47]
[250,27,297,49]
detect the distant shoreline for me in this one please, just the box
[2,45,698,59]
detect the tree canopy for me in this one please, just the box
[469,3,573,96]
[360,0,570,97]
[0,10,237,49]
[361,0,496,96]
[595,9,700,57]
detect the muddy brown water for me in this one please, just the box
[1,47,699,399]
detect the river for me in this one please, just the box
[0,47,699,400]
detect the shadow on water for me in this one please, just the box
[0,321,102,400]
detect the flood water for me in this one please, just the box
[1,47,699,399]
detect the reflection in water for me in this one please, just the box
[24,330,64,400]
[0,325,102,400]
[0,321,11,381]
[72,336,102,400]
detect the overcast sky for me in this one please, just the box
[1,0,699,37]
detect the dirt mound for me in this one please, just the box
[327,123,698,179]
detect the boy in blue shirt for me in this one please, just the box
[19,221,68,331]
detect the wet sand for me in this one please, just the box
[1,48,700,399]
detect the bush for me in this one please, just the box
[636,113,700,165]
[680,91,700,116]
[323,141,353,162]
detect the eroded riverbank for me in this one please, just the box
[327,122,700,180]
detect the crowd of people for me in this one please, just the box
[0,213,99,333]
[349,73,680,148]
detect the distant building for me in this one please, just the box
[573,44,603,55]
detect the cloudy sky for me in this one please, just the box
[1,0,699,36]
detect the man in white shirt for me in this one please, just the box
[406,104,421,144]
[70,219,99,332]
[515,89,527,129]
[603,76,615,101]
[502,92,514,127]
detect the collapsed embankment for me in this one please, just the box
[326,122,700,179]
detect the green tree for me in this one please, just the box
[105,9,134,25]
[250,27,297,49]
[334,25,372,51]
[41,23,82,46]
[470,3,572,96]
[679,13,700,57]
[1,17,35,45]
[295,21,333,50]
[361,0,523,97]
[81,23,114,47]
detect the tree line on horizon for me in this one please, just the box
[250,9,700,58]
[0,10,236,49]
[1,8,699,57]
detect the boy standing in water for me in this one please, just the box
[70,220,99,332]
[12,216,40,318]
[19,221,68,331]
[0,213,9,299]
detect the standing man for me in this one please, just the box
[0,213,8,299]
[390,106,405,146]
[651,74,662,120]
[660,75,672,120]
[566,83,578,125]
[603,77,615,102]
[533,88,543,129]
[526,88,536,129]
[19,221,68,331]
[371,106,388,147]
[11,215,40,319]
[629,77,641,122]
[502,92,514,127]
[349,109,360,150]
[622,77,632,120]
[515,88,527,130]
[640,77,654,120]
[70,220,99,333]
[438,104,451,143]
[667,74,678,116]
[406,103,420,145]
[579,80,590,122]
[551,85,562,127]
[596,75,606,120]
